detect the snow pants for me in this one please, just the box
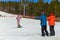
[50,25,55,36]
[41,25,48,36]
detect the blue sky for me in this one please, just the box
[43,0,52,3]
[34,0,52,3]
[0,0,18,2]
[0,0,51,3]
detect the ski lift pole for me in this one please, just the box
[23,4,26,16]
[21,0,28,17]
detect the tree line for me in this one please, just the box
[0,0,60,17]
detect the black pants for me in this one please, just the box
[41,25,48,36]
[50,25,55,36]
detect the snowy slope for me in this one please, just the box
[0,11,16,17]
[0,11,60,40]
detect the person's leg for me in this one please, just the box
[50,26,54,36]
[52,26,55,36]
[44,25,48,36]
[41,26,45,36]
[50,26,52,36]
[17,20,20,28]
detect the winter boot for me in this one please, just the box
[17,25,21,28]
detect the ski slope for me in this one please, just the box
[0,11,60,40]
[0,11,16,17]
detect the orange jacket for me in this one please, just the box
[47,15,55,26]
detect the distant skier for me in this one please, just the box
[16,15,21,28]
[39,11,48,36]
[47,12,55,36]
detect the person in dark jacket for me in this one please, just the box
[39,12,48,36]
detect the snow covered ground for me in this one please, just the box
[0,11,16,17]
[0,11,60,40]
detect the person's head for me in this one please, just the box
[50,12,54,16]
[41,10,45,15]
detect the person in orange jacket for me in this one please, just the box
[47,12,55,36]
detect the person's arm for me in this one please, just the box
[19,16,21,19]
